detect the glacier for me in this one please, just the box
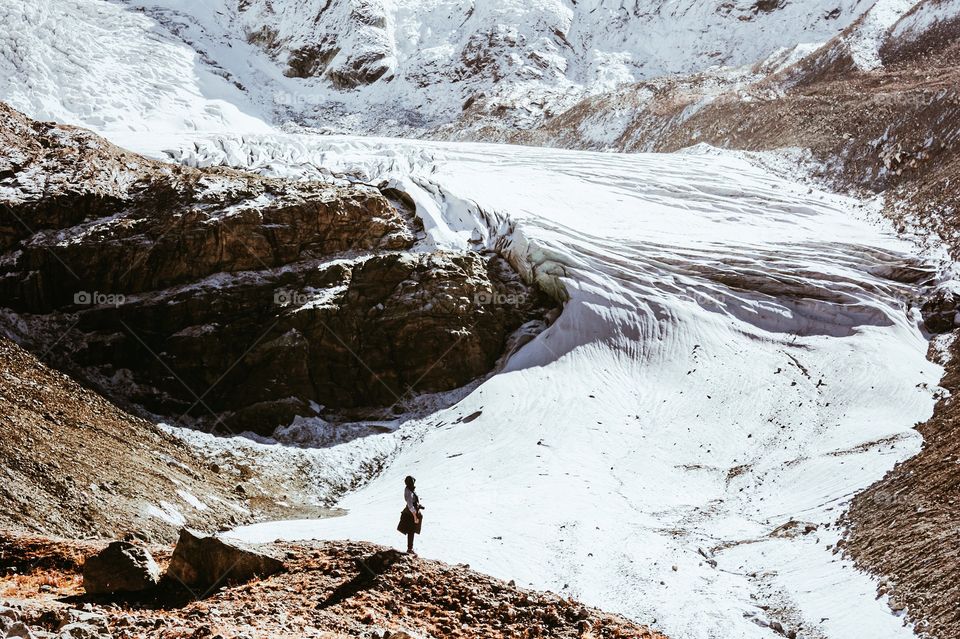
[112,131,942,639]
[1,0,950,636]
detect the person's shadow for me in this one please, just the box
[318,548,407,608]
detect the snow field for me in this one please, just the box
[138,134,942,639]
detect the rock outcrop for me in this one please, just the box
[82,541,160,595]
[165,529,284,589]
[0,103,550,434]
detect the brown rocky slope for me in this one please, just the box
[0,334,338,544]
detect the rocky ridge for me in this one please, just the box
[0,103,551,435]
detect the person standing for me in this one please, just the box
[397,475,424,554]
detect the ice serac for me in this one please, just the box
[0,0,271,134]
[0,104,550,434]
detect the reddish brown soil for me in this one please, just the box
[0,531,666,639]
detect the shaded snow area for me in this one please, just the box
[114,133,942,639]
[1,0,879,136]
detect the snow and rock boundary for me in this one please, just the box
[204,133,942,639]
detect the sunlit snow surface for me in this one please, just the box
[0,0,270,133]
[119,133,938,639]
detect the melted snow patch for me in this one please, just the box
[147,501,187,527]
[177,489,209,511]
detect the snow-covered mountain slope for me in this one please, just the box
[828,0,918,70]
[228,0,871,130]
[881,0,960,62]
[0,0,271,133]
[0,0,899,137]
[121,132,942,639]
[890,0,960,42]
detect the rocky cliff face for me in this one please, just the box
[0,104,549,434]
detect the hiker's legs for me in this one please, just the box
[407,531,415,552]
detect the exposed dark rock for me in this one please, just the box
[0,103,551,435]
[286,43,341,78]
[326,50,393,89]
[82,541,160,595]
[921,288,960,333]
[166,528,284,589]
[752,0,784,13]
[271,5,393,87]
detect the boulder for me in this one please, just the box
[921,289,960,333]
[56,623,110,639]
[5,621,34,639]
[55,610,109,633]
[0,605,20,623]
[166,529,284,589]
[82,541,160,595]
[50,610,112,639]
